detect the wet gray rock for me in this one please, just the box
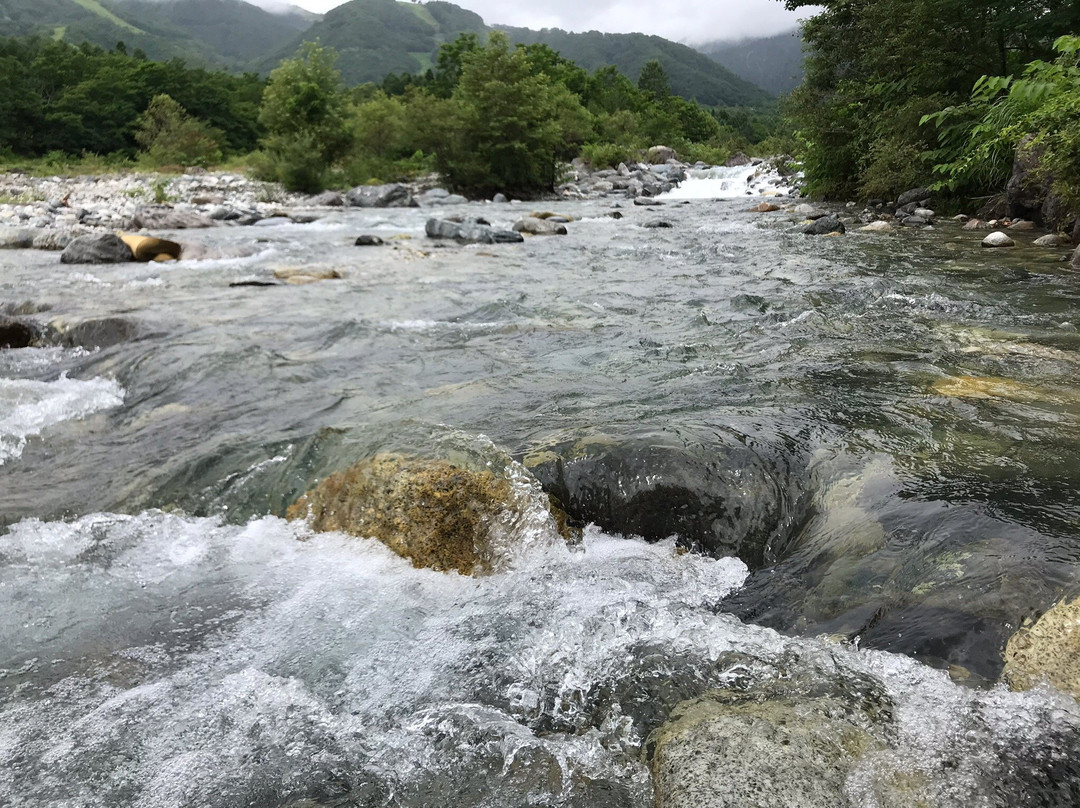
[523,433,807,568]
[355,235,385,246]
[896,187,931,207]
[649,677,895,808]
[0,316,46,349]
[32,230,76,250]
[902,216,929,228]
[1072,244,1080,269]
[133,205,215,229]
[346,183,416,208]
[644,220,673,228]
[0,226,34,249]
[60,234,134,264]
[492,193,508,203]
[648,145,678,163]
[1034,234,1069,248]
[58,316,140,349]
[513,217,567,236]
[417,188,468,206]
[725,152,752,167]
[425,218,523,244]
[803,215,846,235]
[306,190,344,207]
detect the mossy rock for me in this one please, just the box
[286,453,577,575]
[1004,595,1080,698]
[648,689,885,808]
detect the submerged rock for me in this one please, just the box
[523,434,806,568]
[59,234,134,264]
[355,235,385,247]
[644,220,674,228]
[286,454,576,575]
[58,316,140,349]
[803,215,846,235]
[0,316,45,349]
[649,678,895,808]
[1004,595,1080,699]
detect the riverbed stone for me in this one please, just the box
[1033,234,1068,248]
[426,218,523,244]
[0,316,44,349]
[513,217,567,236]
[803,215,846,235]
[286,453,576,575]
[860,221,894,233]
[897,187,931,207]
[59,234,134,264]
[748,202,781,213]
[58,316,140,349]
[523,433,806,568]
[649,686,887,808]
[133,205,215,229]
[0,226,34,248]
[355,235,385,246]
[307,190,344,207]
[1003,595,1080,698]
[345,183,416,208]
[982,231,1016,248]
[1072,244,1080,269]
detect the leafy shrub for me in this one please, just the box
[135,94,222,168]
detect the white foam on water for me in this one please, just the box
[660,164,795,200]
[1,511,1077,807]
[0,373,125,465]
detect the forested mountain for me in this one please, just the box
[262,0,486,83]
[1,0,772,108]
[696,29,804,96]
[111,0,314,64]
[266,0,771,106]
[0,0,316,67]
[498,27,770,107]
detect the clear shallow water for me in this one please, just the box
[2,196,1080,804]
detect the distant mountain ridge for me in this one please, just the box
[696,29,805,96]
[1,0,774,108]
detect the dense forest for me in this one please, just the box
[784,0,1080,223]
[0,31,782,197]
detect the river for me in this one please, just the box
[2,181,1080,806]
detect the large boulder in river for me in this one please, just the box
[345,183,417,208]
[522,434,807,568]
[58,316,141,349]
[803,215,846,235]
[513,217,567,236]
[426,218,523,244]
[60,234,134,264]
[1003,595,1080,699]
[286,454,577,575]
[0,316,47,349]
[133,204,215,229]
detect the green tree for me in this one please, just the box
[435,31,591,197]
[637,59,671,100]
[781,0,1080,200]
[258,42,352,192]
[135,93,222,167]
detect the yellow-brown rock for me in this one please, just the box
[119,233,183,262]
[748,202,781,213]
[273,267,343,281]
[1003,595,1080,699]
[286,454,576,575]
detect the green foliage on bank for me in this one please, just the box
[0,36,263,160]
[783,0,1080,201]
[923,35,1080,213]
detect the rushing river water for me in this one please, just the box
[2,188,1080,806]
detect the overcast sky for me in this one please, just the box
[277,0,814,44]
